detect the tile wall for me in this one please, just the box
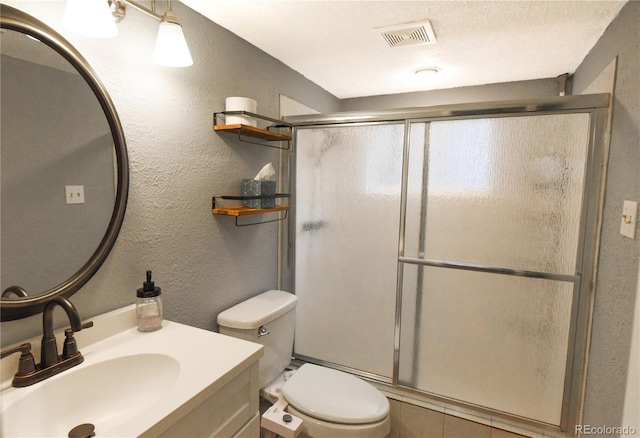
[386,393,581,438]
[388,399,528,438]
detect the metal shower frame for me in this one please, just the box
[279,93,610,435]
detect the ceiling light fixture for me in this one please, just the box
[64,0,193,67]
[413,67,441,77]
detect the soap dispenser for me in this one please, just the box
[136,270,163,332]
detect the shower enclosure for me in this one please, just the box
[283,95,609,433]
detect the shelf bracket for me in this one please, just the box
[234,133,290,150]
[234,210,289,227]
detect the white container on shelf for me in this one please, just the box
[225,97,257,126]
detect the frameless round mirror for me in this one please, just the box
[0,5,129,321]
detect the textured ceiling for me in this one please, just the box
[180,0,627,99]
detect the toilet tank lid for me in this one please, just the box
[217,290,298,330]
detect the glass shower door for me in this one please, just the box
[399,114,591,426]
[293,123,404,378]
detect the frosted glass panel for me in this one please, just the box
[294,124,403,377]
[399,265,573,425]
[405,114,590,274]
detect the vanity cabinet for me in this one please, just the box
[156,362,260,438]
[1,305,264,438]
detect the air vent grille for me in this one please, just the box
[379,20,436,48]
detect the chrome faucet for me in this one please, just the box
[0,296,93,387]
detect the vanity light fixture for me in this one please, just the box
[64,0,118,38]
[152,7,193,67]
[64,0,193,67]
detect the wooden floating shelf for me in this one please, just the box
[212,205,290,217]
[214,124,292,141]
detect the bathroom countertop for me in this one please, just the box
[0,305,264,437]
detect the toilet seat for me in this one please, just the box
[281,364,389,424]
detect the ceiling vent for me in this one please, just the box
[378,20,437,48]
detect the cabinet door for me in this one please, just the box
[157,363,259,438]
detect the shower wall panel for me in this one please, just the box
[293,124,404,377]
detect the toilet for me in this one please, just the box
[217,290,390,438]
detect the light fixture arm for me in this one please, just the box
[109,0,165,23]
[106,0,192,67]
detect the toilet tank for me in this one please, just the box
[217,290,297,388]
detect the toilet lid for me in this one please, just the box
[281,364,389,425]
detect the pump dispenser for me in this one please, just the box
[136,270,163,332]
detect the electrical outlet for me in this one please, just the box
[65,185,85,205]
[620,200,637,239]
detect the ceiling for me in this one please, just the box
[180,0,627,99]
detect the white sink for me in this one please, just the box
[0,305,263,437]
[3,354,179,437]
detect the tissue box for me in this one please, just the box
[242,179,276,209]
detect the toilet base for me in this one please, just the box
[286,404,390,438]
[261,367,297,403]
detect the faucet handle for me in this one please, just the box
[1,343,36,377]
[78,321,94,331]
[62,321,94,359]
[64,321,94,333]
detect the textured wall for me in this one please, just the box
[0,0,340,346]
[340,78,560,111]
[572,0,640,431]
[623,264,640,436]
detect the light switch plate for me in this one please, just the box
[620,200,638,239]
[65,185,85,204]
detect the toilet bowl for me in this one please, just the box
[217,290,390,438]
[280,363,389,437]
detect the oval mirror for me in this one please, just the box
[0,5,129,321]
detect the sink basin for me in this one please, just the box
[3,354,179,437]
[0,305,263,437]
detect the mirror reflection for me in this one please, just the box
[1,28,117,300]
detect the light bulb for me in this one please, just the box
[152,21,193,67]
[64,0,118,38]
